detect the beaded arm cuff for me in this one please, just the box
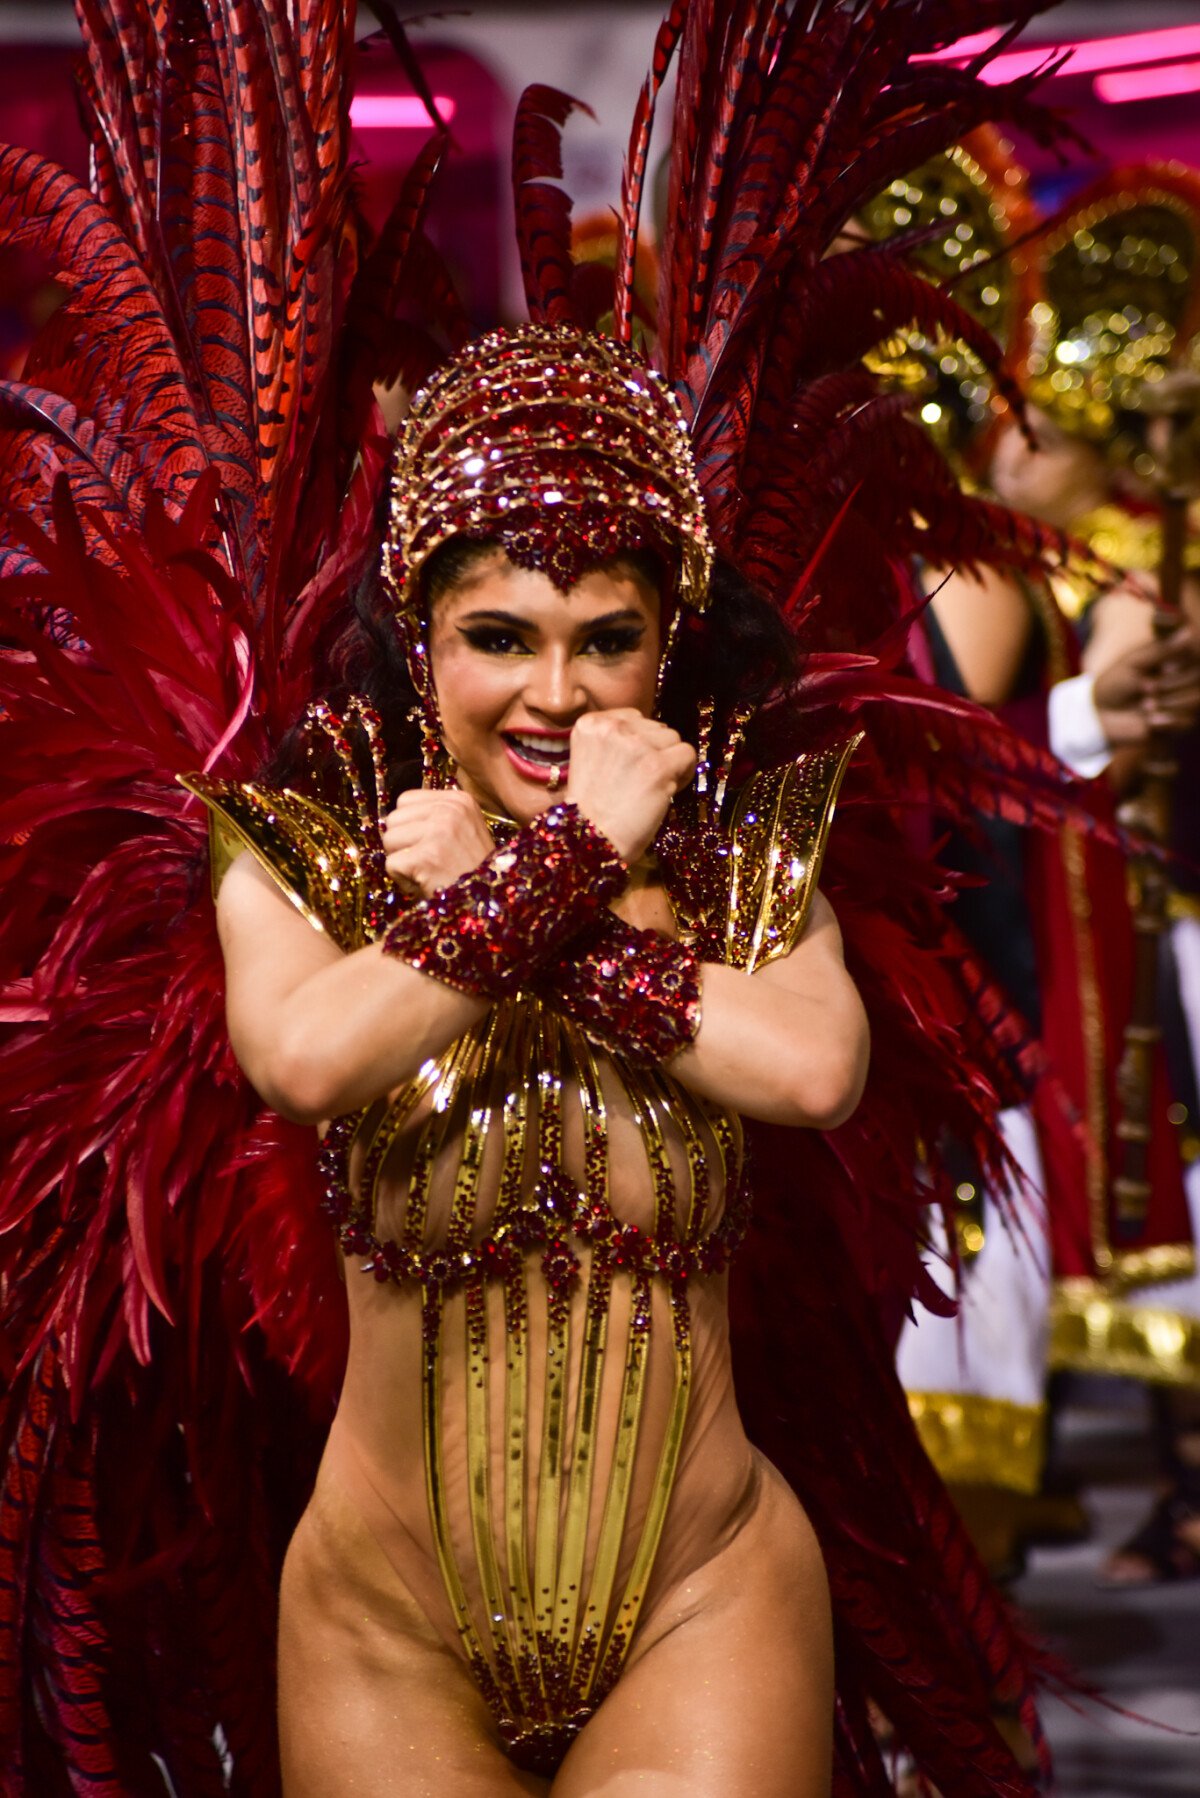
[533,912,702,1065]
[381,803,627,998]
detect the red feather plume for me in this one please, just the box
[513,84,596,326]
[638,0,1067,642]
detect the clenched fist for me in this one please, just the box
[382,788,494,897]
[565,709,696,864]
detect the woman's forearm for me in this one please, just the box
[223,842,867,1131]
[256,939,868,1131]
[223,803,625,1123]
[218,857,490,1124]
[669,960,870,1128]
[262,943,490,1122]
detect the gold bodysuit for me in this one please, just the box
[185,734,855,1774]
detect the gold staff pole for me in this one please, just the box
[1112,373,1200,1238]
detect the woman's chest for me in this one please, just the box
[327,999,745,1277]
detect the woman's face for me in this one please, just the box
[988,408,1109,527]
[427,547,662,823]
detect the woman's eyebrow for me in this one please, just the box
[458,608,536,628]
[456,607,646,630]
[578,609,646,630]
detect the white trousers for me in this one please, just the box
[897,1108,1052,1490]
[897,1107,1051,1408]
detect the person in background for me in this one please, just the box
[863,146,1200,1584]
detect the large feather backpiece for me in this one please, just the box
[0,2,1102,1795]
[0,1,464,1788]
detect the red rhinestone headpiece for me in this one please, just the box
[382,324,712,612]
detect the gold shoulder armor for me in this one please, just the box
[724,734,861,973]
[178,774,372,951]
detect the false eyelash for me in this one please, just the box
[458,626,646,657]
[458,626,530,654]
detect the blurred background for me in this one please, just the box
[9,1,1200,319]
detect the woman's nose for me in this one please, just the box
[523,650,583,719]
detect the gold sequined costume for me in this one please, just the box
[182,733,855,1773]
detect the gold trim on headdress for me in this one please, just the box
[382,323,713,613]
[860,131,1037,462]
[1026,168,1200,465]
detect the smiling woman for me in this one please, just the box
[182,325,871,1796]
[425,547,663,807]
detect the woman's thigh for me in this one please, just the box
[278,1480,547,1798]
[551,1460,833,1798]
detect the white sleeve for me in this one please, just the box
[1047,672,1111,779]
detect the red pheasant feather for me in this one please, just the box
[513,84,595,326]
[611,0,690,343]
[0,149,206,554]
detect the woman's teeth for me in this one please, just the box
[508,734,570,768]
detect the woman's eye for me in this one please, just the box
[583,628,644,657]
[460,627,529,656]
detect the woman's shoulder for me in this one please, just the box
[722,737,862,971]
[660,734,862,972]
[179,772,383,951]
[730,737,862,839]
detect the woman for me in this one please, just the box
[197,326,868,1794]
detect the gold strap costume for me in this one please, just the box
[182,735,855,1773]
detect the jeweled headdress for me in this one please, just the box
[1026,164,1200,465]
[382,323,713,613]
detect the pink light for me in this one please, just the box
[350,95,457,129]
[1095,60,1200,104]
[915,22,1200,86]
[914,30,1004,63]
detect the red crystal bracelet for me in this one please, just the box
[533,912,702,1065]
[382,802,627,998]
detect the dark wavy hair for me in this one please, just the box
[264,536,799,799]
